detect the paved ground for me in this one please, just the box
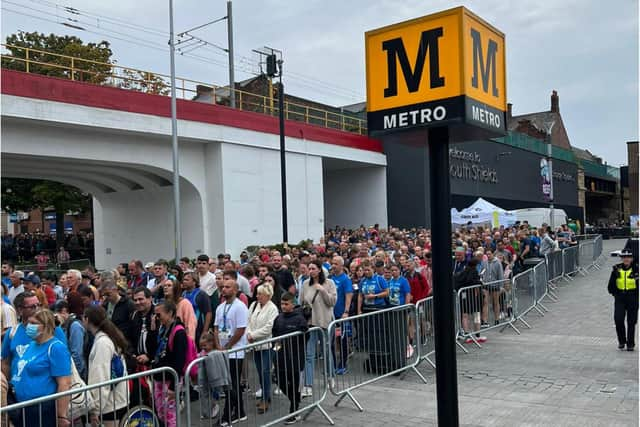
[300,239,638,427]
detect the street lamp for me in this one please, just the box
[545,121,556,230]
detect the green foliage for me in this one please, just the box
[119,68,170,95]
[3,31,113,83]
[244,239,314,256]
[2,178,90,245]
[2,31,170,95]
[2,178,89,214]
[1,178,37,213]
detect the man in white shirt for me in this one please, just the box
[7,271,24,304]
[197,254,217,296]
[214,270,248,425]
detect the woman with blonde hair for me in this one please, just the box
[246,283,279,413]
[8,308,71,427]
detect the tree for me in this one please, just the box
[119,68,170,95]
[2,178,90,248]
[3,31,169,94]
[2,31,113,84]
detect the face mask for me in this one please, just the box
[25,323,40,339]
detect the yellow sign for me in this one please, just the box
[365,7,506,134]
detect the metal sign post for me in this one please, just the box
[365,7,507,426]
[428,126,459,425]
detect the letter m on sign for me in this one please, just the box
[382,28,445,98]
[470,28,499,97]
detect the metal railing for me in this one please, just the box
[326,304,420,411]
[183,327,333,427]
[0,366,178,427]
[1,44,368,135]
[563,245,580,278]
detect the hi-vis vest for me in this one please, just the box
[616,268,637,291]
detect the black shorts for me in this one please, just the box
[460,291,481,314]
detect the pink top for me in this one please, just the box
[176,298,197,341]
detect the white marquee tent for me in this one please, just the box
[451,197,517,228]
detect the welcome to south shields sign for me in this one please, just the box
[365,7,506,136]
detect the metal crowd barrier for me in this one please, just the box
[545,250,564,282]
[578,239,596,274]
[0,366,178,427]
[455,279,518,345]
[326,304,420,411]
[563,245,579,279]
[512,268,536,329]
[184,327,333,427]
[532,261,550,310]
[414,297,436,370]
[592,235,604,268]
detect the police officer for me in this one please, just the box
[607,251,639,351]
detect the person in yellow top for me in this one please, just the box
[607,251,639,351]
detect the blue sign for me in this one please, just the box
[8,213,18,223]
[49,222,73,233]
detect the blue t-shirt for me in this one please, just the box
[11,337,71,401]
[330,272,353,318]
[360,274,388,307]
[1,324,68,376]
[388,276,411,306]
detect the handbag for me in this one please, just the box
[302,290,319,321]
[67,356,96,416]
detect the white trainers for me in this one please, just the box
[255,388,263,398]
[273,386,282,395]
[301,386,313,398]
[406,344,415,359]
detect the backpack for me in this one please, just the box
[111,353,126,380]
[63,316,91,378]
[168,324,198,380]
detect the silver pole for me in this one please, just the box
[227,0,235,108]
[169,0,182,260]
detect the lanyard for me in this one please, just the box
[222,301,232,331]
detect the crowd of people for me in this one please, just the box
[1,232,94,265]
[0,221,577,426]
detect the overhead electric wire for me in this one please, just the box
[7,0,364,102]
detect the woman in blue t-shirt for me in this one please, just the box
[9,309,71,427]
[357,260,389,314]
[388,265,412,306]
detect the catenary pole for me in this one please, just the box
[227,1,235,108]
[169,0,181,260]
[428,126,460,426]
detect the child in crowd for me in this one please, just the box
[197,332,220,420]
[272,292,308,425]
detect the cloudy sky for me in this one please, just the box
[2,0,638,166]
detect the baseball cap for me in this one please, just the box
[24,274,41,285]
